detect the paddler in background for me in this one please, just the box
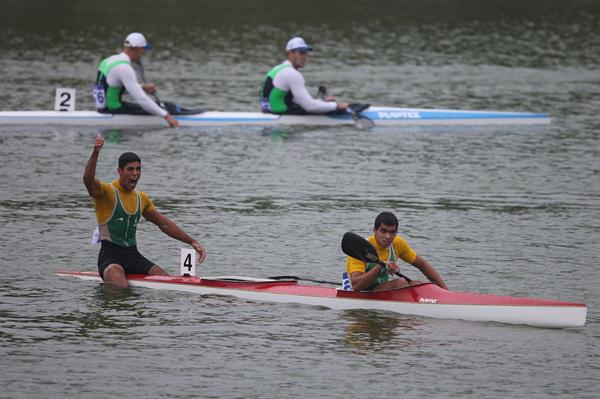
[260,36,349,114]
[346,212,448,291]
[93,32,179,128]
[83,134,205,288]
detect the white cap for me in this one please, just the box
[124,32,152,49]
[286,37,313,52]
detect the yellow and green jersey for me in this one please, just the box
[92,180,154,247]
[346,235,417,286]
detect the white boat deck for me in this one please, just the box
[0,106,551,127]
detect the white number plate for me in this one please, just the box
[55,88,76,111]
[180,248,196,277]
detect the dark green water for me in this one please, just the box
[1,1,599,398]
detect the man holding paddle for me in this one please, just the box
[345,212,448,291]
[83,134,205,288]
[260,36,349,114]
[93,32,179,128]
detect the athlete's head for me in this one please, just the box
[373,212,398,248]
[117,152,142,191]
[286,37,312,69]
[124,32,152,50]
[118,152,141,169]
[374,212,398,229]
[123,32,151,62]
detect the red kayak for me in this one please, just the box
[56,271,586,328]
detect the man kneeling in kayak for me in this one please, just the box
[93,32,179,128]
[347,212,448,291]
[260,36,349,114]
[83,134,206,288]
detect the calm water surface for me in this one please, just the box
[1,1,599,398]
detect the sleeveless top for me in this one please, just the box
[97,183,141,247]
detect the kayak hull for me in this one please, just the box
[56,271,586,328]
[0,107,551,127]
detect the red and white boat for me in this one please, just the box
[56,271,586,328]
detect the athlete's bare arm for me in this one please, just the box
[83,134,104,197]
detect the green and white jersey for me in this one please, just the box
[259,60,337,114]
[93,52,167,117]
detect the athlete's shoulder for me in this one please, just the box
[105,53,132,71]
[139,190,152,200]
[139,191,155,212]
[99,180,115,192]
[114,52,131,61]
[272,63,302,90]
[393,235,416,261]
[282,64,301,76]
[92,180,115,200]
[393,235,410,246]
[102,52,128,63]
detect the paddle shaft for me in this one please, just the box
[372,259,412,283]
[346,107,363,122]
[136,60,163,106]
[347,106,374,129]
[268,275,339,285]
[317,86,374,128]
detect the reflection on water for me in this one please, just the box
[0,283,147,345]
[260,128,292,140]
[100,129,126,143]
[74,285,147,341]
[92,283,140,306]
[342,309,422,352]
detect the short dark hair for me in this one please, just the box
[374,212,398,229]
[118,152,141,169]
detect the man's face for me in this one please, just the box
[118,161,141,191]
[129,47,145,62]
[373,223,398,248]
[288,50,309,69]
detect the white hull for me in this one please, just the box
[0,106,551,127]
[132,280,585,328]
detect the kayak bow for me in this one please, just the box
[56,271,586,328]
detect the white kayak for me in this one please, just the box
[0,106,550,127]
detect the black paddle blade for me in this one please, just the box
[349,103,370,114]
[341,231,413,282]
[162,102,204,115]
[341,232,380,263]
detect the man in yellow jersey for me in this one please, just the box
[83,134,206,288]
[346,212,448,291]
